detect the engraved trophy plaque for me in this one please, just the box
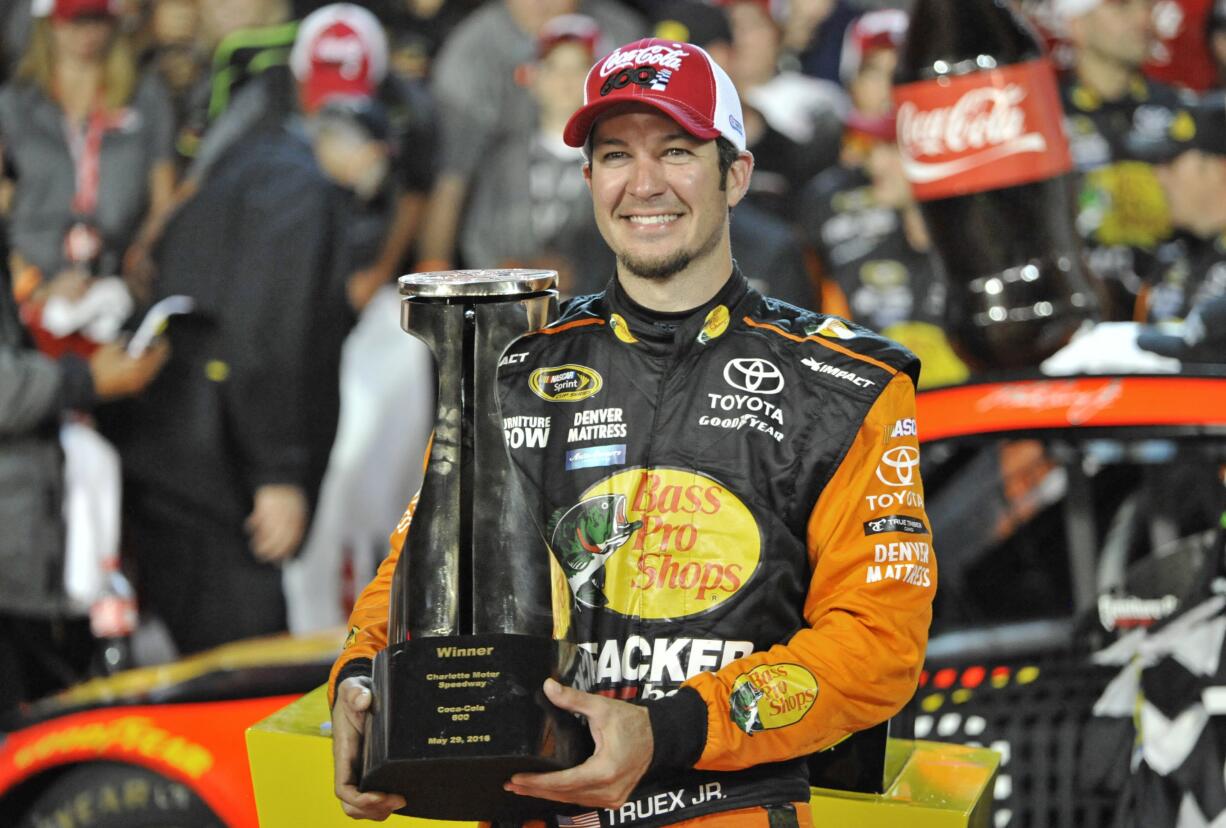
[360,270,595,821]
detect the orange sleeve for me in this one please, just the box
[327,495,417,708]
[684,372,935,770]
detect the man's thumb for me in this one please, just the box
[543,677,587,713]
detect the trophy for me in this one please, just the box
[360,270,595,821]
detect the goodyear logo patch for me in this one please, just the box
[730,664,818,734]
[530,365,603,402]
[549,468,760,620]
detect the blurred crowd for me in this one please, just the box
[1,0,1225,710]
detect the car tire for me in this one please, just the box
[16,761,224,828]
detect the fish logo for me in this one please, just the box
[549,495,642,608]
[730,681,766,735]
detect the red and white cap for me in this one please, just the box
[537,14,602,59]
[290,3,388,113]
[563,37,746,152]
[31,0,118,21]
[839,9,908,85]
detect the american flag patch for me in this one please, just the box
[556,812,602,828]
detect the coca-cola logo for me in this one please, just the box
[890,59,1071,200]
[599,44,689,78]
[897,85,1048,182]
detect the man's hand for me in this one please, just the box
[345,265,390,313]
[332,676,406,820]
[505,679,654,809]
[89,339,169,399]
[245,484,307,563]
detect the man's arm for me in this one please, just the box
[664,371,934,771]
[328,497,416,818]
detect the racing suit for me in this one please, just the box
[331,269,936,827]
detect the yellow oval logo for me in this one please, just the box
[730,663,819,734]
[609,313,639,344]
[697,305,730,344]
[552,468,760,620]
[530,364,603,402]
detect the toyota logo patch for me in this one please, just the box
[875,446,920,487]
[723,359,785,394]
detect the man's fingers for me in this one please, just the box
[337,784,406,820]
[542,677,597,716]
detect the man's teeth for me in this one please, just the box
[628,215,678,225]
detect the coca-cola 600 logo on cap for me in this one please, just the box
[891,58,1072,201]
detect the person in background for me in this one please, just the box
[720,0,845,216]
[778,0,859,84]
[375,0,483,81]
[0,0,175,310]
[140,0,206,172]
[800,108,969,389]
[414,0,644,270]
[1054,0,1194,319]
[298,9,438,313]
[1140,96,1226,323]
[1208,0,1226,87]
[455,13,612,295]
[281,3,436,636]
[97,11,359,655]
[0,243,166,710]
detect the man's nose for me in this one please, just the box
[627,158,667,200]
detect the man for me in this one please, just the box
[1054,0,1193,317]
[98,46,355,656]
[331,37,935,827]
[1140,96,1226,328]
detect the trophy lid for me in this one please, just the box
[399,269,557,300]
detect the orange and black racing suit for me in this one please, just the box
[330,269,936,827]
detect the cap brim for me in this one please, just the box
[563,96,722,148]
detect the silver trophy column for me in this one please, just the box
[362,270,594,822]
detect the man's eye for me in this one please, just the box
[601,151,628,162]
[664,147,691,157]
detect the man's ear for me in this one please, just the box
[726,151,754,208]
[582,160,593,190]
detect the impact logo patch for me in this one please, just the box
[549,468,760,618]
[730,664,818,734]
[530,365,603,402]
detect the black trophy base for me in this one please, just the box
[361,633,594,821]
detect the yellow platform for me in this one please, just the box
[247,686,998,827]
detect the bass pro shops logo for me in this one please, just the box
[730,664,819,735]
[549,469,760,618]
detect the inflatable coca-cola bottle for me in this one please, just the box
[893,0,1101,371]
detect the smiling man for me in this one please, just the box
[329,38,936,828]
